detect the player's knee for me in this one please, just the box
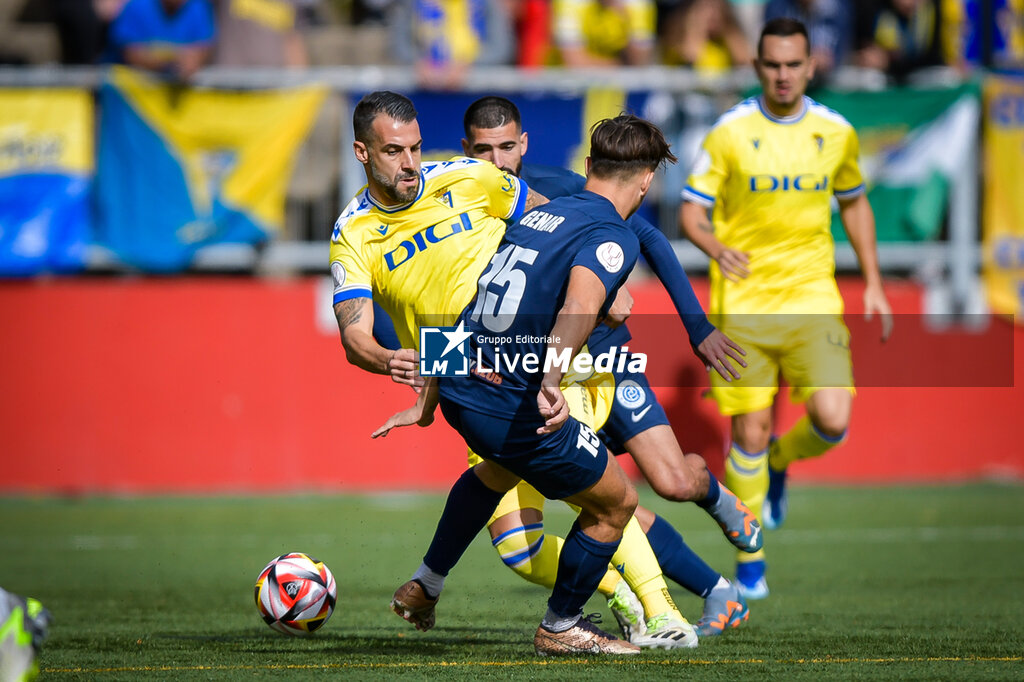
[808,392,852,438]
[615,485,639,526]
[645,452,710,502]
[732,416,773,452]
[594,487,638,532]
[812,414,849,440]
[648,468,701,503]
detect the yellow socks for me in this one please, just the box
[770,415,846,471]
[612,516,683,620]
[492,523,622,598]
[726,441,768,564]
[492,523,562,589]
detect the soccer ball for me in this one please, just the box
[254,552,337,635]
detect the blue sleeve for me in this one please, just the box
[189,0,216,44]
[372,301,402,351]
[626,214,715,346]
[110,0,144,48]
[571,226,640,305]
[506,177,529,224]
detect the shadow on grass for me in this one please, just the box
[144,625,536,659]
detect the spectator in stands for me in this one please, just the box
[552,0,657,66]
[106,0,216,81]
[46,0,105,64]
[211,0,311,67]
[855,0,948,80]
[389,0,513,89]
[661,0,753,73]
[764,0,853,75]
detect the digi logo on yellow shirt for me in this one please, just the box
[748,174,830,193]
[383,213,475,271]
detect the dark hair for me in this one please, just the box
[353,91,418,144]
[757,17,810,57]
[588,115,677,180]
[463,96,522,137]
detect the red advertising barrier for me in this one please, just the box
[0,277,1020,493]
[625,279,1023,484]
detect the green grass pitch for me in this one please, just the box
[1,484,1022,680]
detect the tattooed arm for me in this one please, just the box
[678,201,749,281]
[334,298,418,380]
[334,297,387,373]
[525,187,548,211]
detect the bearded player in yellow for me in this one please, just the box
[332,91,710,648]
[680,18,894,599]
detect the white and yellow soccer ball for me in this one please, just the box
[254,552,337,635]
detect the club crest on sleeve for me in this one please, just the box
[596,242,624,273]
[331,261,346,289]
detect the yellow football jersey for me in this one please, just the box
[684,95,865,315]
[329,157,527,349]
[553,0,655,60]
[415,0,482,65]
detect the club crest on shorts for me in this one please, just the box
[616,380,646,409]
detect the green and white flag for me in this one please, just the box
[814,83,980,243]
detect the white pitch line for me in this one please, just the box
[41,655,1024,674]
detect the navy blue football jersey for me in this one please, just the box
[439,190,640,417]
[520,164,586,199]
[522,163,714,353]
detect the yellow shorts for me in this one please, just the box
[562,343,614,434]
[465,366,611,523]
[710,312,855,416]
[588,370,616,435]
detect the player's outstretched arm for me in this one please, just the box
[628,212,746,379]
[538,266,609,434]
[679,201,749,281]
[693,330,747,382]
[334,297,420,379]
[371,378,439,439]
[839,194,894,342]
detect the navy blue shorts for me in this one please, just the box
[598,369,670,455]
[439,396,608,500]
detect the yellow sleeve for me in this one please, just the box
[834,127,866,201]
[625,0,655,44]
[552,0,585,47]
[683,125,730,206]
[464,157,529,222]
[329,216,373,305]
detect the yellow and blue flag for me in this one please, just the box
[96,67,325,271]
[0,88,93,275]
[983,74,1024,320]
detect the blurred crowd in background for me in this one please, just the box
[0,0,1021,282]
[2,0,1022,87]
